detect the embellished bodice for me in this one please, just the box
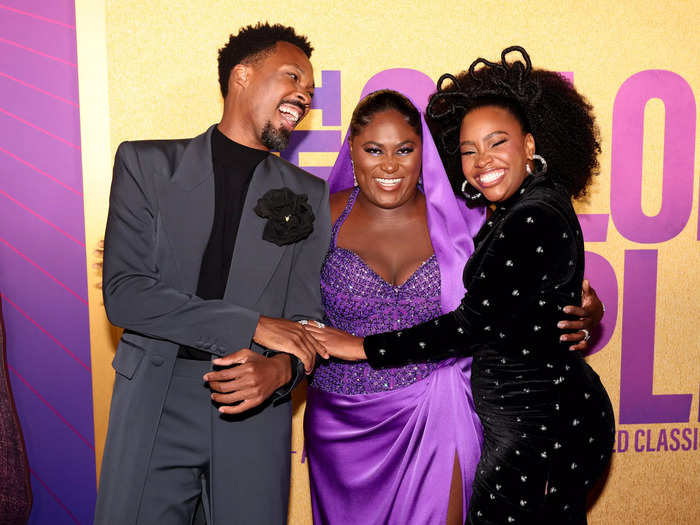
[310,188,445,394]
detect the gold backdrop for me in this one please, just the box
[75,1,700,523]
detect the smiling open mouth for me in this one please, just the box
[278,102,303,128]
[476,169,505,187]
[374,177,403,189]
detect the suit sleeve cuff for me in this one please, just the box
[263,352,304,405]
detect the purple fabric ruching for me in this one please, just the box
[306,358,482,524]
[304,70,485,524]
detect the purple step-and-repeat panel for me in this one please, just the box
[0,2,95,524]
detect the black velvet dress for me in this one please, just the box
[364,175,615,524]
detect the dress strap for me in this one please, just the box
[331,186,360,248]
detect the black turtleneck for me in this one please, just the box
[178,127,269,360]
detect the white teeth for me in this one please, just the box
[376,178,401,186]
[478,169,505,184]
[279,104,301,122]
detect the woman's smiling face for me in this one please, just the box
[350,109,423,210]
[459,105,535,203]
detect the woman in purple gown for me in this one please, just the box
[304,78,486,525]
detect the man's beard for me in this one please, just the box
[261,121,292,151]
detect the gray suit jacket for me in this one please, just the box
[95,125,330,524]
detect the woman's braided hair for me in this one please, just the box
[427,46,600,203]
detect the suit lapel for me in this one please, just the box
[225,155,286,308]
[159,126,215,292]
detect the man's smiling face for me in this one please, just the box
[245,41,315,151]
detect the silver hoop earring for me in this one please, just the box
[526,161,533,175]
[533,154,548,174]
[461,179,483,201]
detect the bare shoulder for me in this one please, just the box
[329,189,353,223]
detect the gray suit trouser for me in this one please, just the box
[136,358,212,524]
[135,358,291,525]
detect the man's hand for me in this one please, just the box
[254,316,328,373]
[557,279,605,351]
[302,324,366,361]
[204,349,291,415]
[94,239,105,302]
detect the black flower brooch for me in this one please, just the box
[254,188,315,246]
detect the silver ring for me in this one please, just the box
[581,329,590,342]
[298,320,325,328]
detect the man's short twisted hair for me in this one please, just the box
[217,22,313,98]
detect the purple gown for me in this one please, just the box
[303,72,486,524]
[305,189,483,524]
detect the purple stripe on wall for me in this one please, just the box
[0,73,81,142]
[10,367,95,525]
[0,236,89,304]
[1,260,90,362]
[0,109,83,189]
[0,2,96,524]
[0,72,79,107]
[0,158,86,243]
[0,144,83,194]
[0,201,87,290]
[0,106,81,150]
[0,2,77,27]
[2,295,90,370]
[29,469,83,525]
[0,8,77,65]
[0,42,79,102]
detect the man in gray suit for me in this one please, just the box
[95,23,330,524]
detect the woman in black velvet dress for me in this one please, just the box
[308,47,615,524]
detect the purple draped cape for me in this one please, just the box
[304,69,486,524]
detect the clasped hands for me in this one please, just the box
[203,315,329,415]
[306,279,605,361]
[205,280,604,413]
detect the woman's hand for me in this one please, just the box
[558,279,604,351]
[302,323,367,361]
[253,316,327,373]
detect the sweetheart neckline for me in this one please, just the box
[332,246,436,290]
